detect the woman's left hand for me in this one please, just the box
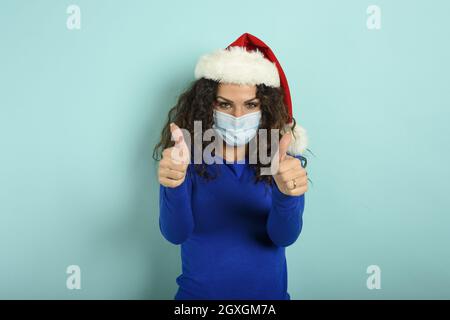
[273,132,308,196]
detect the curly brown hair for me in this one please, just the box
[153,78,305,185]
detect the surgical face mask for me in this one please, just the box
[212,109,261,146]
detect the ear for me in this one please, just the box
[283,122,308,156]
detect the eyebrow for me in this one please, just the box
[216,96,259,103]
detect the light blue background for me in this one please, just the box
[1,0,449,299]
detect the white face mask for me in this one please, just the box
[212,110,261,146]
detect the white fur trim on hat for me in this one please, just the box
[284,123,308,156]
[194,46,280,87]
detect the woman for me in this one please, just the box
[153,33,309,300]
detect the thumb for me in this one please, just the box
[278,131,291,162]
[169,123,189,164]
[170,123,184,147]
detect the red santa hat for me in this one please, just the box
[194,32,308,155]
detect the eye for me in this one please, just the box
[217,102,231,109]
[246,102,259,109]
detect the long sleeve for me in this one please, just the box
[159,165,194,245]
[266,157,306,247]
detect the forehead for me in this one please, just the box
[216,83,257,101]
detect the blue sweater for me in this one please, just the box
[159,155,305,300]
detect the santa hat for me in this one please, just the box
[194,32,308,155]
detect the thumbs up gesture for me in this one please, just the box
[273,132,308,196]
[158,123,190,188]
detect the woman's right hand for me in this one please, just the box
[158,123,190,188]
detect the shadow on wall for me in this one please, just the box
[84,68,194,299]
[139,71,194,299]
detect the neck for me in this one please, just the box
[218,142,246,162]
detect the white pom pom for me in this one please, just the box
[284,122,308,156]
